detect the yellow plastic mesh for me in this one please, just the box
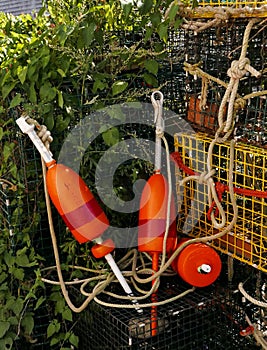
[187,0,267,17]
[195,0,266,6]
[175,133,267,272]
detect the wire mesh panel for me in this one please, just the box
[73,280,258,350]
[186,0,267,17]
[182,20,267,140]
[0,117,55,349]
[174,132,267,272]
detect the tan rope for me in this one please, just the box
[218,18,261,133]
[165,1,267,24]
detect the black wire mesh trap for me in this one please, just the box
[72,279,258,350]
[182,19,267,141]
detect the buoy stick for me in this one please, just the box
[94,238,143,314]
[151,252,159,336]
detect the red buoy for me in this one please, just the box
[138,173,177,253]
[46,163,109,244]
[172,239,222,287]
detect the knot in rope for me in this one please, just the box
[198,169,216,184]
[234,97,246,111]
[25,116,53,149]
[227,58,250,80]
[155,127,164,138]
[214,10,229,22]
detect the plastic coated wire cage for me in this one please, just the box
[72,279,258,350]
[174,132,267,272]
[182,20,267,144]
[186,0,267,18]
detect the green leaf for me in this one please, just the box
[81,23,96,48]
[44,113,54,130]
[55,114,70,132]
[57,68,66,78]
[13,267,25,280]
[9,93,23,108]
[140,0,153,14]
[143,72,158,87]
[2,81,17,100]
[144,59,159,76]
[157,22,168,42]
[50,336,61,346]
[166,3,179,22]
[112,81,128,96]
[4,252,15,267]
[0,337,13,349]
[35,296,46,310]
[47,323,56,338]
[123,3,132,19]
[0,321,10,338]
[57,90,64,108]
[62,308,72,321]
[17,66,28,84]
[69,333,79,348]
[29,82,37,103]
[150,12,161,26]
[144,27,153,43]
[10,297,24,314]
[15,253,30,267]
[102,127,120,146]
[0,127,3,141]
[40,82,57,102]
[92,80,107,93]
[21,314,34,335]
[41,55,50,69]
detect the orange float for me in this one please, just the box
[138,172,177,336]
[138,173,177,253]
[46,163,110,244]
[172,238,222,287]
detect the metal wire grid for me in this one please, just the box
[175,132,267,272]
[186,0,267,18]
[73,280,258,350]
[183,20,267,141]
[194,0,267,7]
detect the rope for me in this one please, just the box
[165,2,267,25]
[24,116,198,312]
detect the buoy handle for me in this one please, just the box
[16,117,54,165]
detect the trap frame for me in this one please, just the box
[174,132,267,272]
[73,279,258,350]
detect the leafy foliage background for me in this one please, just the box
[0,0,184,348]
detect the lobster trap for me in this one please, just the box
[174,132,267,272]
[73,279,258,350]
[186,0,267,18]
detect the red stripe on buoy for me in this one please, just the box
[61,197,104,232]
[46,163,109,243]
[138,173,177,253]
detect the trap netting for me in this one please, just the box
[72,278,259,350]
[174,133,267,272]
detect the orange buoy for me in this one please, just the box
[46,163,109,244]
[138,172,177,337]
[138,173,177,253]
[172,239,222,287]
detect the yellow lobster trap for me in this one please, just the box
[185,0,267,18]
[173,132,267,272]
